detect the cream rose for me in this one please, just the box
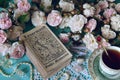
[32,11,46,27]
[59,0,74,12]
[68,14,87,33]
[101,25,116,39]
[9,42,25,59]
[59,16,72,29]
[82,33,98,52]
[110,14,120,31]
[83,3,95,17]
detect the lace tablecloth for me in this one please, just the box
[0,48,92,80]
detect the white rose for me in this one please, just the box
[9,42,25,59]
[101,25,116,39]
[110,15,120,31]
[59,16,72,28]
[68,14,87,33]
[83,3,91,9]
[31,11,46,27]
[111,15,120,22]
[59,0,74,12]
[83,7,95,17]
[82,33,98,52]
[0,43,11,56]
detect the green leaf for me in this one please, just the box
[0,0,11,8]
[18,13,30,24]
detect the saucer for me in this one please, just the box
[88,49,120,80]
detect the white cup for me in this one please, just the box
[99,46,120,79]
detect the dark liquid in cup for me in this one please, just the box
[102,49,120,69]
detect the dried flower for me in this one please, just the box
[7,26,23,40]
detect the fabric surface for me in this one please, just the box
[1,0,120,80]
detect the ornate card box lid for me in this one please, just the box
[20,24,72,78]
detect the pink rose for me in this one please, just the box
[0,12,12,30]
[47,10,62,27]
[95,5,101,14]
[115,3,120,13]
[0,18,12,29]
[17,0,31,12]
[9,42,25,59]
[98,1,108,10]
[103,8,116,19]
[86,19,97,32]
[0,30,7,44]
[59,33,69,43]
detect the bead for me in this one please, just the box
[63,73,70,80]
[96,36,102,42]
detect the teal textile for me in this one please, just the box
[0,55,32,80]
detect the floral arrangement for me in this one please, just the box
[0,0,31,60]
[0,0,120,61]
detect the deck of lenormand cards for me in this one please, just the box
[20,24,72,79]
